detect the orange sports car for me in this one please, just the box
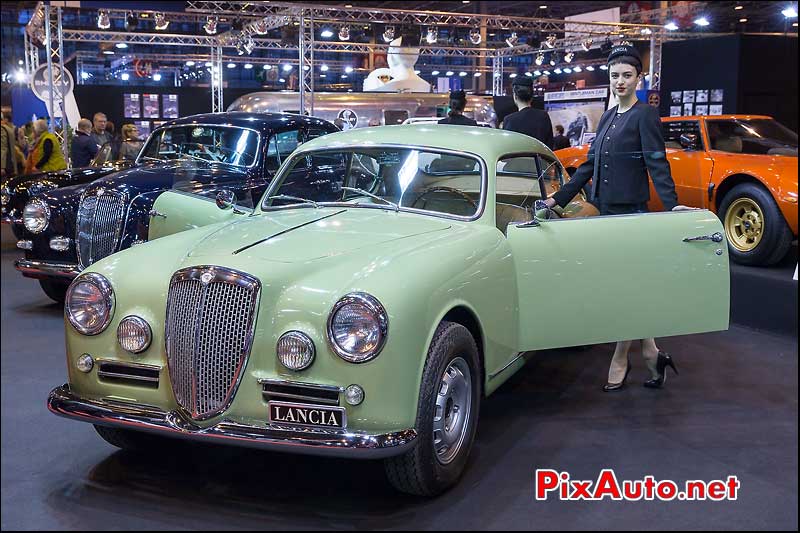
[555,115,798,266]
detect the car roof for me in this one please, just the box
[160,111,335,132]
[295,124,551,160]
[663,114,773,122]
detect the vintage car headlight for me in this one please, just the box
[23,197,50,234]
[0,186,10,205]
[117,315,152,354]
[277,331,315,370]
[327,293,388,363]
[66,273,114,335]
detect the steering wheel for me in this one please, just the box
[410,186,478,210]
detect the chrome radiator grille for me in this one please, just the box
[76,190,127,268]
[165,266,260,420]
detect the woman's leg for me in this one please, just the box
[641,338,660,379]
[608,340,633,384]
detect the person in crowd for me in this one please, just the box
[438,90,478,126]
[70,118,99,168]
[1,112,19,178]
[91,112,112,148]
[541,44,687,392]
[118,123,143,161]
[24,119,67,173]
[553,124,571,150]
[502,77,554,150]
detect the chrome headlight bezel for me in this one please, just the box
[23,197,50,234]
[276,331,316,371]
[327,292,388,364]
[0,186,10,205]
[65,273,115,335]
[117,315,152,354]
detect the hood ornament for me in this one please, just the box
[96,187,105,197]
[200,271,215,285]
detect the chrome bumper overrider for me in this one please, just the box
[1,216,22,225]
[14,259,82,280]
[48,385,418,459]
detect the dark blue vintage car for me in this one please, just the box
[14,111,338,302]
[1,141,137,236]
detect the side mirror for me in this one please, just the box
[215,189,236,210]
[679,133,699,150]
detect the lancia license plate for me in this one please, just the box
[268,401,346,429]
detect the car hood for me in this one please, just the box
[87,160,250,196]
[186,207,452,263]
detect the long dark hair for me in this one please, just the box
[448,93,467,118]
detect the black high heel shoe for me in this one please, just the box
[643,351,678,389]
[603,361,632,392]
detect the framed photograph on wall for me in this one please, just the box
[683,90,695,103]
[161,94,179,119]
[696,90,709,103]
[143,94,160,119]
[683,103,694,116]
[134,120,152,138]
[709,104,723,115]
[671,91,682,104]
[670,106,682,117]
[711,89,724,102]
[695,105,709,116]
[123,93,141,118]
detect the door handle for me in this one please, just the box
[682,232,723,243]
[148,209,167,219]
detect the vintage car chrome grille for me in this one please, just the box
[165,266,260,420]
[76,190,127,268]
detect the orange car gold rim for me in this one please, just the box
[724,198,764,252]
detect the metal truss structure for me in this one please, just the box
[492,56,503,96]
[299,14,315,115]
[42,4,70,160]
[210,45,223,113]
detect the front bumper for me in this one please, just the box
[14,259,82,280]
[48,384,418,459]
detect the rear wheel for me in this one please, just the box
[384,321,481,496]
[718,182,792,266]
[39,279,68,304]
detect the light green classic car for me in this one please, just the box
[48,125,730,496]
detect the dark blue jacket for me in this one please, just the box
[70,131,98,168]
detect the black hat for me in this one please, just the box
[511,76,533,87]
[449,89,466,99]
[607,44,642,69]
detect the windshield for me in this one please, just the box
[262,147,484,218]
[707,119,798,156]
[139,125,261,166]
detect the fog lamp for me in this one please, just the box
[344,384,365,406]
[77,353,94,373]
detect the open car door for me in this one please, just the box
[506,162,729,350]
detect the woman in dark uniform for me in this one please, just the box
[542,44,686,391]
[438,90,478,126]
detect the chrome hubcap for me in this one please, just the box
[433,357,472,465]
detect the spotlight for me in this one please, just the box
[573,66,582,72]
[533,70,542,76]
[243,36,255,55]
[469,28,481,45]
[426,27,438,44]
[383,26,395,43]
[525,72,533,77]
[80,71,89,80]
[339,25,350,40]
[121,72,130,80]
[586,65,595,71]
[599,64,608,70]
[641,28,653,35]
[474,72,482,77]
[564,51,574,63]
[535,51,545,66]
[244,63,253,69]
[582,38,593,51]
[345,66,354,73]
[154,13,169,31]
[445,70,454,76]
[563,67,572,73]
[283,64,293,71]
[263,64,272,70]
[97,10,111,29]
[115,42,128,49]
[542,70,550,75]
[549,52,559,66]
[694,17,710,26]
[505,32,519,47]
[553,68,562,74]
[227,63,236,69]
[431,70,440,75]
[253,18,270,35]
[153,73,162,81]
[321,28,333,38]
[459,71,468,77]
[782,7,798,18]
[509,73,517,78]
[186,61,196,66]
[544,34,557,48]
[125,12,138,31]
[664,21,679,31]
[203,16,218,35]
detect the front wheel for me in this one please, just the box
[384,321,481,496]
[718,182,792,266]
[39,279,68,304]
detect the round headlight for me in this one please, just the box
[277,331,316,371]
[117,315,152,353]
[66,273,114,335]
[1,187,10,205]
[327,293,388,363]
[23,197,50,234]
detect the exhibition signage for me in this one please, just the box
[30,63,80,127]
[545,88,608,102]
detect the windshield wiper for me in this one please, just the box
[140,156,164,163]
[340,186,400,211]
[267,194,320,208]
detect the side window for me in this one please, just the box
[495,154,563,233]
[663,121,702,150]
[706,120,744,153]
[265,130,302,171]
[305,127,332,142]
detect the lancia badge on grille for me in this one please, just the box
[96,188,105,197]
[200,271,215,285]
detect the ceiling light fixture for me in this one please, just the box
[505,31,519,47]
[665,21,679,30]
[782,7,798,18]
[469,28,482,45]
[564,51,574,63]
[426,27,438,44]
[383,26,395,43]
[535,51,545,66]
[253,18,270,35]
[694,17,710,26]
[339,25,350,40]
[582,38,593,51]
[97,10,111,29]
[154,13,169,31]
[203,16,218,35]
[545,34,557,48]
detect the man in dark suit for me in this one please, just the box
[553,124,571,150]
[70,118,99,168]
[502,77,554,150]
